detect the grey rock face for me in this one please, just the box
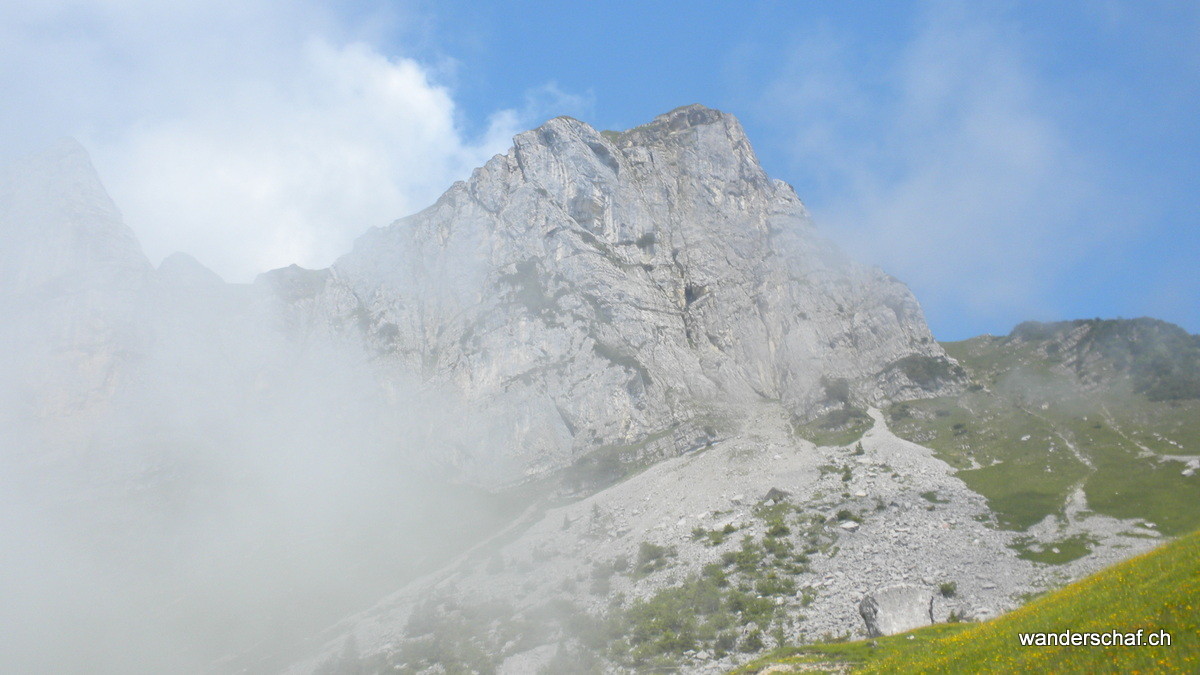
[0,140,154,415]
[294,105,960,484]
[859,584,935,637]
[1,107,961,487]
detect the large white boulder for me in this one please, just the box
[859,584,935,637]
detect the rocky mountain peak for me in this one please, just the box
[303,105,963,484]
[0,141,154,415]
[497,104,769,213]
[158,251,225,290]
[607,104,760,163]
[1005,318,1200,401]
[0,138,150,296]
[2,139,123,237]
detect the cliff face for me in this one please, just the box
[0,139,154,417]
[0,107,960,484]
[297,105,960,483]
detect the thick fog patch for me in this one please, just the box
[0,288,511,673]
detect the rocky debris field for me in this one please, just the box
[295,406,1162,674]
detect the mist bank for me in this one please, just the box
[0,142,522,672]
[0,264,529,672]
[0,106,970,672]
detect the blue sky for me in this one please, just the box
[1,1,1196,340]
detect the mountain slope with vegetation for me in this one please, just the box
[880,318,1200,536]
[303,318,1198,673]
[738,524,1200,674]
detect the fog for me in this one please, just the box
[0,259,519,673]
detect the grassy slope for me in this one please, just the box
[737,528,1200,674]
[884,331,1200,535]
[791,407,874,447]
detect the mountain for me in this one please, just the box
[2,107,962,487]
[0,139,154,418]
[1006,317,1200,401]
[292,318,1196,675]
[275,105,961,485]
[886,318,1200,535]
[2,109,1194,675]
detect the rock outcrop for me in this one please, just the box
[285,105,962,484]
[0,139,154,417]
[859,584,935,637]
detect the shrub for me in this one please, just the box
[635,542,674,576]
[740,629,765,652]
[701,563,728,587]
[723,537,764,573]
[755,574,797,597]
[762,536,791,559]
[714,632,737,654]
[889,355,965,388]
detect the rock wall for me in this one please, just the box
[295,105,961,484]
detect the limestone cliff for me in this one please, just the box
[0,139,154,417]
[292,105,960,483]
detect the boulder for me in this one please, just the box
[764,487,791,503]
[859,584,934,637]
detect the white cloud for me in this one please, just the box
[0,0,538,281]
[94,39,521,279]
[762,3,1119,332]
